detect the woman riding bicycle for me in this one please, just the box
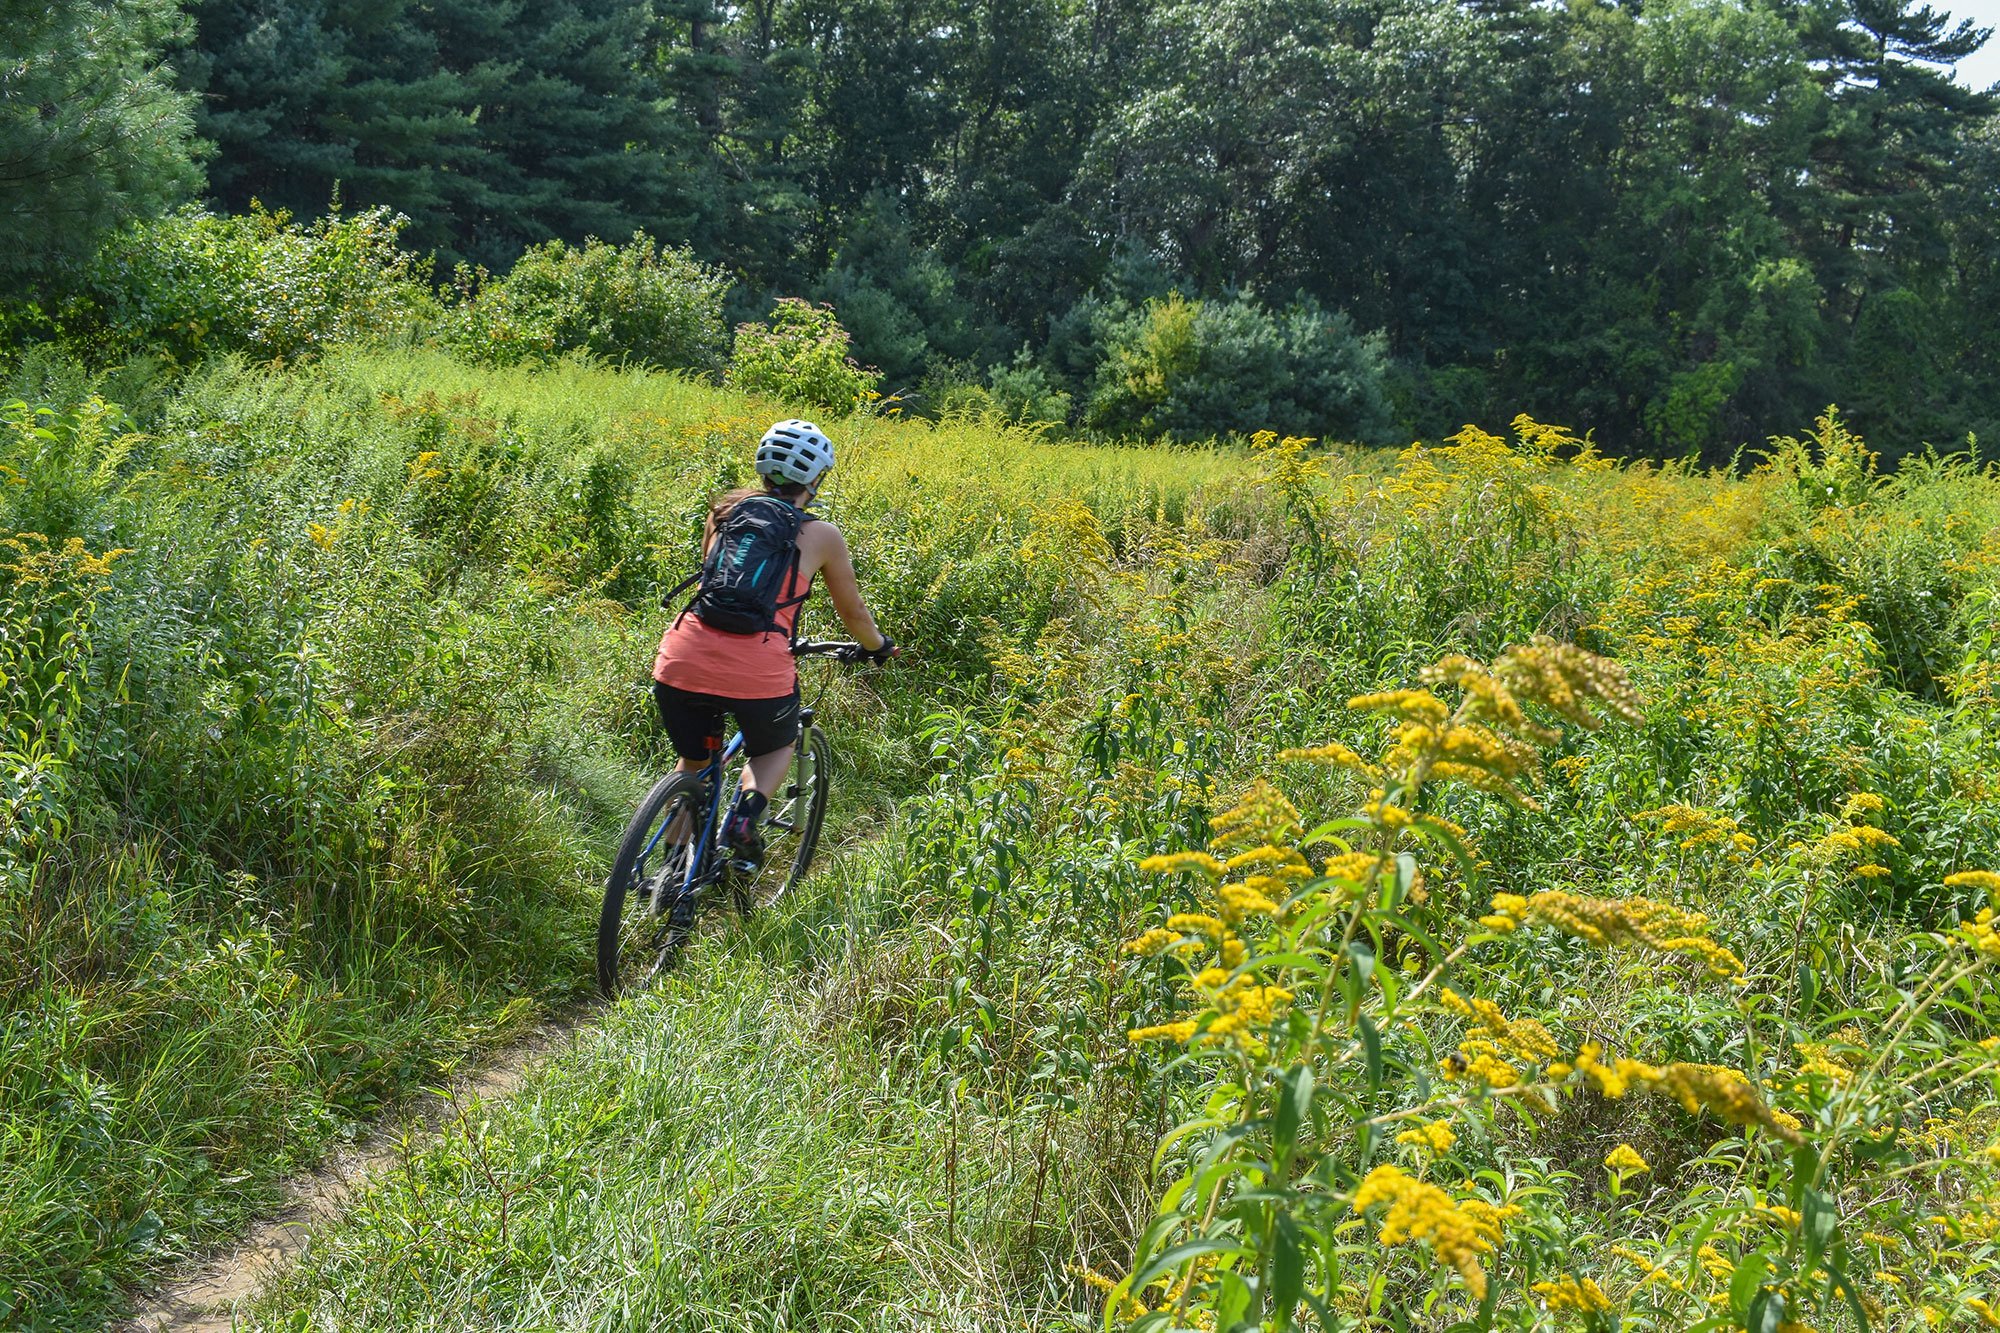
[652,420,893,870]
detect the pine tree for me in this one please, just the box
[186,0,700,270]
[0,0,203,285]
[1800,0,1996,314]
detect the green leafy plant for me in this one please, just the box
[440,232,729,373]
[64,205,434,364]
[725,298,883,414]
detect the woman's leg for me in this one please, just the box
[741,744,795,796]
[732,691,804,798]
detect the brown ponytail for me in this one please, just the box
[708,478,809,530]
[709,485,763,531]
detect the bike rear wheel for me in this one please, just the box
[728,723,831,916]
[598,771,705,996]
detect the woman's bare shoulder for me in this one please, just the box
[801,514,849,550]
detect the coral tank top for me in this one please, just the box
[653,562,812,699]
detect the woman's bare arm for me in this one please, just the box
[806,522,886,651]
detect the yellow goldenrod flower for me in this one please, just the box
[1524,890,1744,980]
[1321,850,1387,886]
[1610,1245,1685,1293]
[1946,870,2000,894]
[1479,891,1528,933]
[1573,1042,1664,1099]
[1958,907,2000,960]
[1754,1203,1802,1229]
[1123,928,1183,957]
[1604,1143,1649,1175]
[1655,1063,1804,1145]
[1139,851,1228,878]
[1841,791,1887,818]
[1348,689,1450,723]
[1277,740,1380,777]
[1350,1165,1513,1300]
[1395,1119,1457,1155]
[1441,989,1561,1063]
[1207,780,1303,850]
[1532,1276,1611,1313]
[1361,790,1413,828]
[1697,1243,1734,1279]
[1068,1265,1149,1320]
[1441,1038,1520,1088]
[1128,1020,1199,1044]
[1216,882,1281,922]
[1223,846,1309,874]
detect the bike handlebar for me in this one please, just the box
[792,638,898,663]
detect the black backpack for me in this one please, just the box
[667,494,810,636]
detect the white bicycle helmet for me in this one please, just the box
[755,420,835,487]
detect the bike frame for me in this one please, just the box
[638,730,745,905]
[630,638,858,911]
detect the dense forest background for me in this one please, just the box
[4,0,1997,458]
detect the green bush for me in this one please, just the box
[1083,291,1391,443]
[725,298,882,414]
[811,192,991,390]
[64,205,434,364]
[441,233,729,373]
[986,352,1073,428]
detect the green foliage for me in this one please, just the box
[0,347,1251,1329]
[813,193,990,391]
[225,392,2000,1332]
[1085,292,1391,444]
[61,206,435,364]
[0,0,203,284]
[147,0,2000,458]
[725,298,882,414]
[182,0,699,271]
[986,352,1073,428]
[440,233,729,373]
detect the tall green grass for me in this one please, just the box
[0,348,1264,1330]
[230,415,2000,1329]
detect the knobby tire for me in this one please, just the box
[598,771,704,997]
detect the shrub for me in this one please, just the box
[1084,291,1391,443]
[62,205,434,364]
[725,298,882,414]
[986,352,1073,428]
[811,192,990,390]
[442,233,729,373]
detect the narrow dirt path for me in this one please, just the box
[121,1004,592,1333]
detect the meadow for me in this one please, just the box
[1,345,1997,1331]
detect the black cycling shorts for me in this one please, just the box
[653,681,802,761]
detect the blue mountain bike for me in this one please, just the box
[597,639,866,995]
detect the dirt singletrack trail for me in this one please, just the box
[121,1006,590,1333]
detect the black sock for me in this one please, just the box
[731,789,769,828]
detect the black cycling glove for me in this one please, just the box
[865,636,897,665]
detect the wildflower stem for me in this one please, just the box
[1815,954,1984,1190]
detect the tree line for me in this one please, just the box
[3,0,1995,457]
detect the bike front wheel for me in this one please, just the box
[728,723,831,916]
[598,771,705,997]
